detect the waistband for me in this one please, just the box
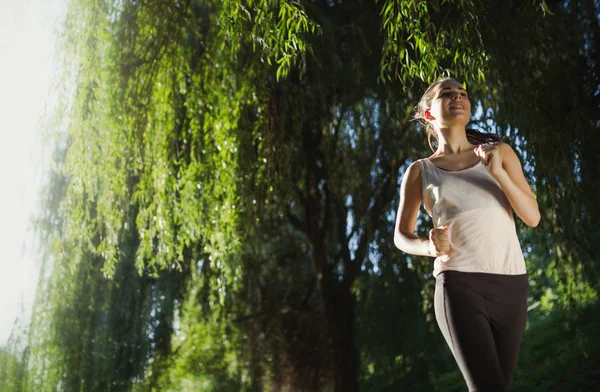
[436,270,529,293]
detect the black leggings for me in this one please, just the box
[434,270,529,392]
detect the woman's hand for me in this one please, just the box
[474,143,505,179]
[429,225,451,257]
[477,143,541,227]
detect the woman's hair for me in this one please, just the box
[412,77,501,152]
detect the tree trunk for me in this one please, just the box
[313,240,359,392]
[326,285,359,392]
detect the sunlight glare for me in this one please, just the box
[0,0,67,346]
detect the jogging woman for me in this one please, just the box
[394,78,540,391]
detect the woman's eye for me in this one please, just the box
[440,91,468,98]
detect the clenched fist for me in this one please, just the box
[429,225,451,257]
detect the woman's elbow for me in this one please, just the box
[394,232,407,251]
[526,211,541,228]
[394,230,416,253]
[394,234,403,251]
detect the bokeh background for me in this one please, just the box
[1,1,599,391]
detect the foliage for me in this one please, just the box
[477,0,600,307]
[512,298,600,392]
[0,0,598,391]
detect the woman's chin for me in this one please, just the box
[440,117,470,128]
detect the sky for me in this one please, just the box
[0,0,68,346]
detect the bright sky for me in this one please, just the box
[0,0,68,346]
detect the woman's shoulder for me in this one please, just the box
[496,142,520,163]
[403,159,423,180]
[484,141,514,154]
[401,160,424,198]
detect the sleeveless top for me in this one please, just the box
[417,158,527,278]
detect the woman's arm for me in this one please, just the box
[476,143,541,227]
[394,161,435,256]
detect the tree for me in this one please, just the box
[3,0,599,391]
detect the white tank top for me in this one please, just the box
[417,158,527,278]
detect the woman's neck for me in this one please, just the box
[435,126,474,155]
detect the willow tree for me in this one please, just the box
[5,0,599,391]
[476,1,600,308]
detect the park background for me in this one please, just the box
[0,0,599,391]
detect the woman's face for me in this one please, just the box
[426,80,471,128]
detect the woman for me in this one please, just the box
[394,78,540,391]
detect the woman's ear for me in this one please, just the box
[424,109,435,121]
